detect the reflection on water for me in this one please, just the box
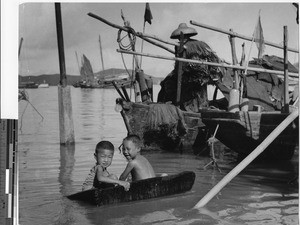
[18,87,298,225]
[55,145,76,225]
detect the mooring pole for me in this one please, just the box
[55,3,75,145]
[193,109,299,208]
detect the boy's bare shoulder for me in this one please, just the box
[137,154,149,161]
[128,156,144,166]
[133,155,150,164]
[128,159,138,166]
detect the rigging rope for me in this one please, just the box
[117,27,138,97]
[19,90,44,133]
[117,27,137,51]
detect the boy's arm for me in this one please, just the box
[96,166,130,190]
[119,161,135,181]
[82,165,96,191]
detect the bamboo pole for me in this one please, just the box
[190,20,299,53]
[116,49,299,79]
[137,35,175,54]
[140,21,146,68]
[137,32,177,46]
[112,81,126,100]
[228,29,240,112]
[121,85,130,102]
[194,109,299,208]
[55,3,75,145]
[283,26,289,113]
[88,13,176,54]
[228,29,239,89]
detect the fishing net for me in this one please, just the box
[144,103,187,144]
[158,39,223,112]
[179,39,222,84]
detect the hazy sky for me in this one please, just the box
[19,2,299,78]
[1,1,299,119]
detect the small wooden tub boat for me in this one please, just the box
[67,171,195,206]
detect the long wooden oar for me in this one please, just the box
[193,109,299,208]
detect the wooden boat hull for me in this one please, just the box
[67,171,195,206]
[201,110,299,160]
[19,81,39,89]
[118,100,206,152]
[77,80,132,89]
[38,83,49,88]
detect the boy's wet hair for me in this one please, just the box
[123,134,142,148]
[95,141,114,154]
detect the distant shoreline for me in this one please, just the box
[19,68,164,86]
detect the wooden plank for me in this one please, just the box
[67,171,195,206]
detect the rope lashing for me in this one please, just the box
[117,26,137,51]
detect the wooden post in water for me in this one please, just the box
[55,3,75,145]
[283,26,289,113]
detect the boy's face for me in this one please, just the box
[94,148,114,168]
[122,140,140,159]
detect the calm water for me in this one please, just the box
[18,86,299,225]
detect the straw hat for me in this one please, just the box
[170,23,198,39]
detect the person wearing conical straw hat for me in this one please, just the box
[158,23,223,113]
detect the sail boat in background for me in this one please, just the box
[73,35,132,88]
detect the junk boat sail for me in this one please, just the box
[73,36,132,88]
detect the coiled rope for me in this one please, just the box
[117,27,138,98]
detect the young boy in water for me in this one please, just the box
[82,141,130,191]
[119,135,156,181]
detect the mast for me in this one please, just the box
[99,35,105,71]
[75,51,81,75]
[18,37,23,59]
[18,38,24,85]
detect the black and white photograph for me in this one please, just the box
[1,1,299,224]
